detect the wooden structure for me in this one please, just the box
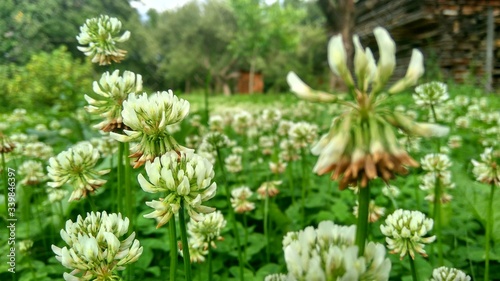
[237,71,264,94]
[355,0,500,87]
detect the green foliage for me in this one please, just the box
[1,46,93,112]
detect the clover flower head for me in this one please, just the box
[257,181,282,199]
[111,91,191,168]
[208,115,224,132]
[19,160,46,185]
[231,186,255,214]
[448,135,462,149]
[203,131,231,151]
[288,121,318,148]
[76,15,131,65]
[471,147,500,186]
[421,153,452,173]
[382,185,400,198]
[286,27,449,191]
[51,211,143,281]
[413,82,449,106]
[429,266,471,281]
[231,186,255,213]
[0,132,15,153]
[85,70,143,132]
[47,188,68,203]
[232,111,253,134]
[139,151,217,228]
[455,116,470,129]
[380,209,436,259]
[225,154,242,173]
[90,136,118,157]
[270,159,287,174]
[279,139,299,162]
[259,108,282,131]
[277,120,293,136]
[282,221,391,281]
[47,142,109,201]
[188,211,226,249]
[179,236,208,263]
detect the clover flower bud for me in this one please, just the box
[52,212,142,280]
[471,147,500,186]
[188,211,226,249]
[380,209,436,259]
[139,151,217,228]
[111,91,190,168]
[429,266,471,281]
[47,142,109,201]
[76,15,130,65]
[328,35,354,87]
[85,70,142,132]
[389,49,424,94]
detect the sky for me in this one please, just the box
[130,0,280,15]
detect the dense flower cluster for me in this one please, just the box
[52,212,142,281]
[230,186,255,213]
[138,151,217,228]
[273,221,391,280]
[18,160,46,185]
[47,142,109,201]
[420,153,455,203]
[413,82,449,107]
[76,15,131,65]
[380,209,435,259]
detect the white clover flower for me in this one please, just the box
[471,147,500,186]
[202,131,231,151]
[413,82,449,107]
[454,95,470,107]
[188,211,226,248]
[232,146,244,155]
[76,15,131,65]
[259,135,276,155]
[90,135,118,157]
[22,141,53,160]
[380,209,436,259]
[257,181,282,199]
[139,151,217,228]
[111,91,190,168]
[279,139,300,162]
[455,116,470,129]
[231,186,255,213]
[382,185,400,198]
[277,120,294,136]
[47,142,109,202]
[85,70,143,132]
[448,135,462,149]
[47,188,68,203]
[421,153,452,173]
[179,236,208,263]
[269,159,287,174]
[288,121,318,148]
[283,221,391,281]
[18,160,46,185]
[232,111,253,135]
[189,114,202,128]
[225,154,242,173]
[208,115,224,132]
[353,200,386,223]
[35,124,48,132]
[430,266,471,281]
[0,132,15,153]
[52,212,142,281]
[259,109,282,131]
[185,135,201,149]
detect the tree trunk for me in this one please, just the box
[249,54,256,94]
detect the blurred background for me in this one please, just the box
[1,0,498,112]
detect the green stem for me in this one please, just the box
[179,200,192,281]
[484,183,495,281]
[243,212,248,261]
[215,148,244,281]
[208,239,213,281]
[87,195,97,212]
[355,183,370,256]
[117,143,124,213]
[123,142,133,232]
[287,162,295,205]
[432,175,444,265]
[300,148,307,226]
[409,256,418,281]
[204,72,211,126]
[264,192,270,263]
[429,105,441,151]
[169,216,178,281]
